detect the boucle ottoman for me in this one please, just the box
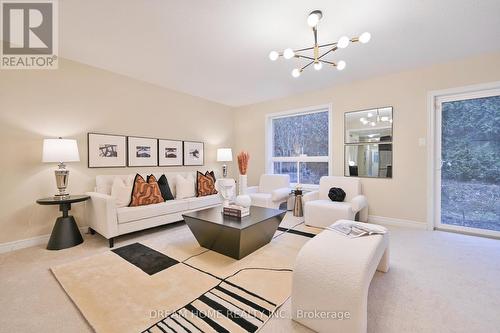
[292,220,389,333]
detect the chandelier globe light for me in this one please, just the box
[268,50,279,61]
[337,36,350,49]
[359,32,372,43]
[307,10,322,27]
[283,48,295,59]
[269,10,371,78]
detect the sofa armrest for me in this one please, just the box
[271,187,291,202]
[351,195,368,212]
[84,192,119,239]
[247,186,259,194]
[302,190,319,205]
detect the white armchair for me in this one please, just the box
[304,176,368,228]
[247,174,290,209]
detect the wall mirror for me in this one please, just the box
[345,144,393,178]
[344,107,393,178]
[345,106,393,143]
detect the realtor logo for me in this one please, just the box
[1,0,58,69]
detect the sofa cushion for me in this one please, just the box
[111,177,133,208]
[176,174,196,199]
[187,194,220,210]
[306,200,353,212]
[129,174,164,207]
[117,200,189,224]
[157,174,174,201]
[304,200,355,228]
[196,171,218,197]
[96,174,134,195]
[248,193,272,208]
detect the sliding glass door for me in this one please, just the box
[435,88,500,236]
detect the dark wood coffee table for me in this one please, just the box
[183,206,286,259]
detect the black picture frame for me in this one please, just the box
[87,133,127,168]
[183,141,204,166]
[158,139,183,166]
[127,136,159,167]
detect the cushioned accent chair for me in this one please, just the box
[247,174,291,209]
[303,176,368,228]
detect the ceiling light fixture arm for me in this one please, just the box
[296,55,336,66]
[300,45,339,71]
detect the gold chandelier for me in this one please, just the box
[269,10,371,78]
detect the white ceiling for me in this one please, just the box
[60,0,500,106]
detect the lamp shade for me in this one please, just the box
[217,148,233,162]
[42,138,80,163]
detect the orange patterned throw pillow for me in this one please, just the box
[196,171,218,197]
[129,174,164,207]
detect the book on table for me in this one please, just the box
[223,205,250,218]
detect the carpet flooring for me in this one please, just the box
[1,213,499,333]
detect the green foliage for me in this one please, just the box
[441,95,500,183]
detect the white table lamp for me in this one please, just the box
[217,148,233,178]
[43,138,80,198]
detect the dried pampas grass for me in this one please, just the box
[237,151,250,175]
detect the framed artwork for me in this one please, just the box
[127,136,158,167]
[88,133,127,168]
[183,141,204,166]
[158,139,183,166]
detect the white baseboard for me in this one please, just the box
[368,215,429,230]
[0,226,89,254]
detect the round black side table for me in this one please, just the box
[36,195,90,250]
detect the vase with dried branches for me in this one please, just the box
[237,151,250,195]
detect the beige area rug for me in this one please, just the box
[51,216,322,333]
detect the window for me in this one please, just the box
[267,107,331,186]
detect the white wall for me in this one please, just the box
[233,52,500,225]
[0,59,234,244]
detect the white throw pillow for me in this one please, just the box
[175,174,195,199]
[111,176,133,207]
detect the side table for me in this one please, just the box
[292,189,304,217]
[285,189,311,216]
[36,195,90,250]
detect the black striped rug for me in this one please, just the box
[144,280,277,333]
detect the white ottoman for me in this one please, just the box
[292,220,389,333]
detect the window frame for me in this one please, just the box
[265,104,333,188]
[429,85,500,238]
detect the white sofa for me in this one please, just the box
[84,172,221,247]
[303,176,368,228]
[247,174,291,209]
